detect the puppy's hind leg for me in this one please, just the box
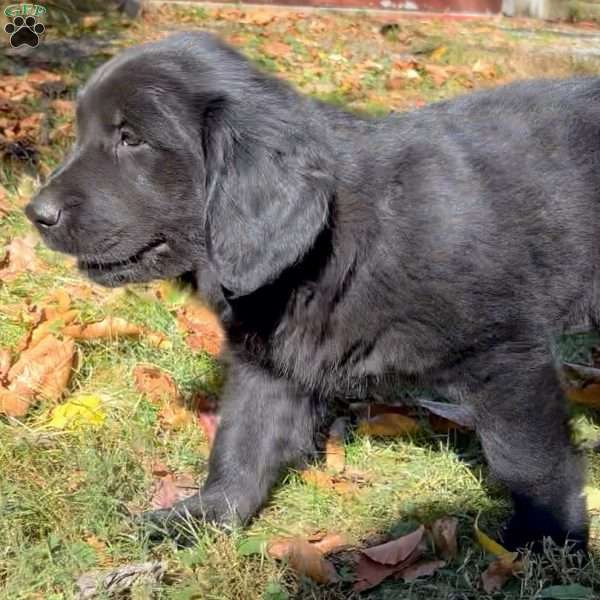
[142,360,325,539]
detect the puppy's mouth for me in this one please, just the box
[77,237,169,284]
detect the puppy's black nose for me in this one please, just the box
[25,193,63,228]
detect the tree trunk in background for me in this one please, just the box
[118,0,145,17]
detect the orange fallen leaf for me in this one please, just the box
[0,349,11,383]
[357,413,419,437]
[325,417,347,473]
[0,388,29,417]
[566,384,600,408]
[267,538,339,584]
[8,334,75,403]
[175,304,224,356]
[262,40,292,58]
[301,468,357,495]
[399,559,445,582]
[481,554,523,593]
[49,99,74,117]
[0,233,42,281]
[430,517,458,560]
[64,317,170,349]
[157,401,195,430]
[0,187,10,216]
[362,526,425,566]
[133,364,179,405]
[312,533,349,555]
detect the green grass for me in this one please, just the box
[2,5,600,599]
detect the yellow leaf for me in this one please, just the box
[585,486,600,512]
[430,46,447,61]
[357,413,419,437]
[46,395,105,430]
[474,513,515,559]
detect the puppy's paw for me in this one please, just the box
[499,518,588,555]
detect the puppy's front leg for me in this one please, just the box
[464,342,588,552]
[144,359,323,534]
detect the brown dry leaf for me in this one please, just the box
[175,304,224,356]
[312,533,349,555]
[267,538,339,584]
[64,317,170,349]
[157,401,195,430]
[0,349,11,383]
[357,413,419,437]
[481,554,523,593]
[399,559,446,582]
[150,472,197,510]
[8,334,75,403]
[49,99,75,117]
[0,388,29,417]
[430,517,458,560]
[566,384,600,408]
[424,64,450,87]
[240,9,277,25]
[133,364,179,405]
[362,526,425,566]
[301,468,358,495]
[28,309,79,350]
[0,233,42,281]
[325,417,347,473]
[262,40,292,58]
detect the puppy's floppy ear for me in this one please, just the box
[203,101,332,298]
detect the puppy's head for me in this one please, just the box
[26,32,332,296]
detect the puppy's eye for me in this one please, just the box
[120,128,142,147]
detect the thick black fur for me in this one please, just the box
[27,32,600,551]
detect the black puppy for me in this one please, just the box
[27,32,598,551]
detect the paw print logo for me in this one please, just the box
[4,15,45,48]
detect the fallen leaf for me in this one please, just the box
[46,395,105,430]
[262,40,292,58]
[357,413,419,437]
[49,99,75,117]
[354,555,404,592]
[585,486,600,512]
[325,417,347,473]
[430,517,458,560]
[0,187,10,216]
[301,468,358,495]
[362,526,424,565]
[0,233,42,281]
[157,401,195,430]
[311,533,349,555]
[75,561,165,600]
[566,384,600,408]
[64,317,170,349]
[150,472,197,510]
[175,304,224,356]
[133,364,179,405]
[0,388,29,417]
[7,334,75,410]
[399,559,445,582]
[0,349,10,382]
[474,513,512,558]
[481,554,523,593]
[267,538,339,584]
[429,46,447,61]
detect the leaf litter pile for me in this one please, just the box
[2,4,600,599]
